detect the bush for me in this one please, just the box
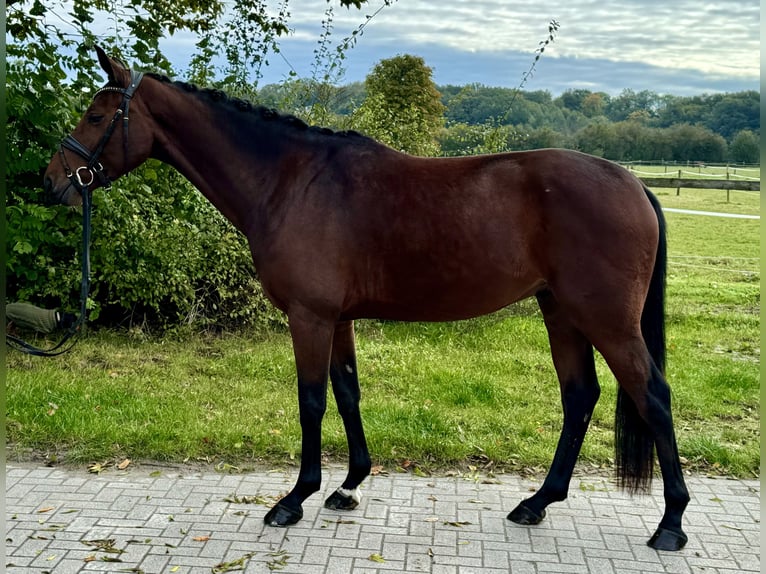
[6,54,283,331]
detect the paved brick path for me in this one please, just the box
[5,464,759,573]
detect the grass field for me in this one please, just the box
[5,174,760,479]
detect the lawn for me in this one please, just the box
[5,178,760,479]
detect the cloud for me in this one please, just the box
[157,0,759,94]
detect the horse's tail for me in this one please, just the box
[614,185,666,493]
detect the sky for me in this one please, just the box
[159,0,761,96]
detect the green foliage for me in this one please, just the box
[6,27,90,312]
[439,84,758,161]
[353,54,446,155]
[87,165,283,329]
[5,0,291,330]
[728,130,760,164]
[570,120,727,162]
[438,122,516,156]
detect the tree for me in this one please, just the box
[556,89,593,112]
[605,89,661,122]
[707,91,760,140]
[581,92,606,118]
[728,130,760,164]
[666,124,727,163]
[353,54,446,155]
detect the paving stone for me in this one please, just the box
[5,464,759,573]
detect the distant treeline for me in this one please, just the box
[258,83,760,164]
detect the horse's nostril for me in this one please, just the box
[42,176,63,206]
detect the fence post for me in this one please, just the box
[676,169,681,196]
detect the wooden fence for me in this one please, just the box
[638,176,760,193]
[627,166,760,198]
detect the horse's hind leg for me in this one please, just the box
[597,337,689,550]
[324,320,372,511]
[509,289,600,525]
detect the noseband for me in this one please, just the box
[58,69,144,193]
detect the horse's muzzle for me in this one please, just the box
[44,175,81,207]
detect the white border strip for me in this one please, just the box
[663,207,760,220]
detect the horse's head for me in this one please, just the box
[44,46,154,206]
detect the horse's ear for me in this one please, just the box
[94,45,129,86]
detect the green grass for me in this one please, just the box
[6,177,760,478]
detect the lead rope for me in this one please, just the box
[6,187,92,357]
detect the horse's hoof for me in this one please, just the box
[263,502,303,527]
[507,503,546,525]
[647,527,688,551]
[324,487,361,511]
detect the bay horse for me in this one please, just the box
[43,47,689,550]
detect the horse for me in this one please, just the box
[43,46,689,551]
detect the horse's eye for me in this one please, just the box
[87,114,105,125]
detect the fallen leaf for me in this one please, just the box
[81,539,124,554]
[87,462,107,475]
[83,555,96,563]
[443,521,472,527]
[192,535,210,542]
[224,494,273,506]
[37,506,55,513]
[368,553,385,563]
[267,550,289,571]
[370,465,386,475]
[117,459,131,470]
[212,552,257,573]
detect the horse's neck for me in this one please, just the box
[148,86,286,232]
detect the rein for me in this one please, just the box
[6,70,144,357]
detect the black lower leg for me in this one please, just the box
[264,379,328,527]
[644,364,689,550]
[509,375,600,524]
[325,322,371,510]
[509,292,600,526]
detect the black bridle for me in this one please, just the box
[6,70,144,357]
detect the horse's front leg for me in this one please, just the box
[324,320,371,511]
[264,309,334,527]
